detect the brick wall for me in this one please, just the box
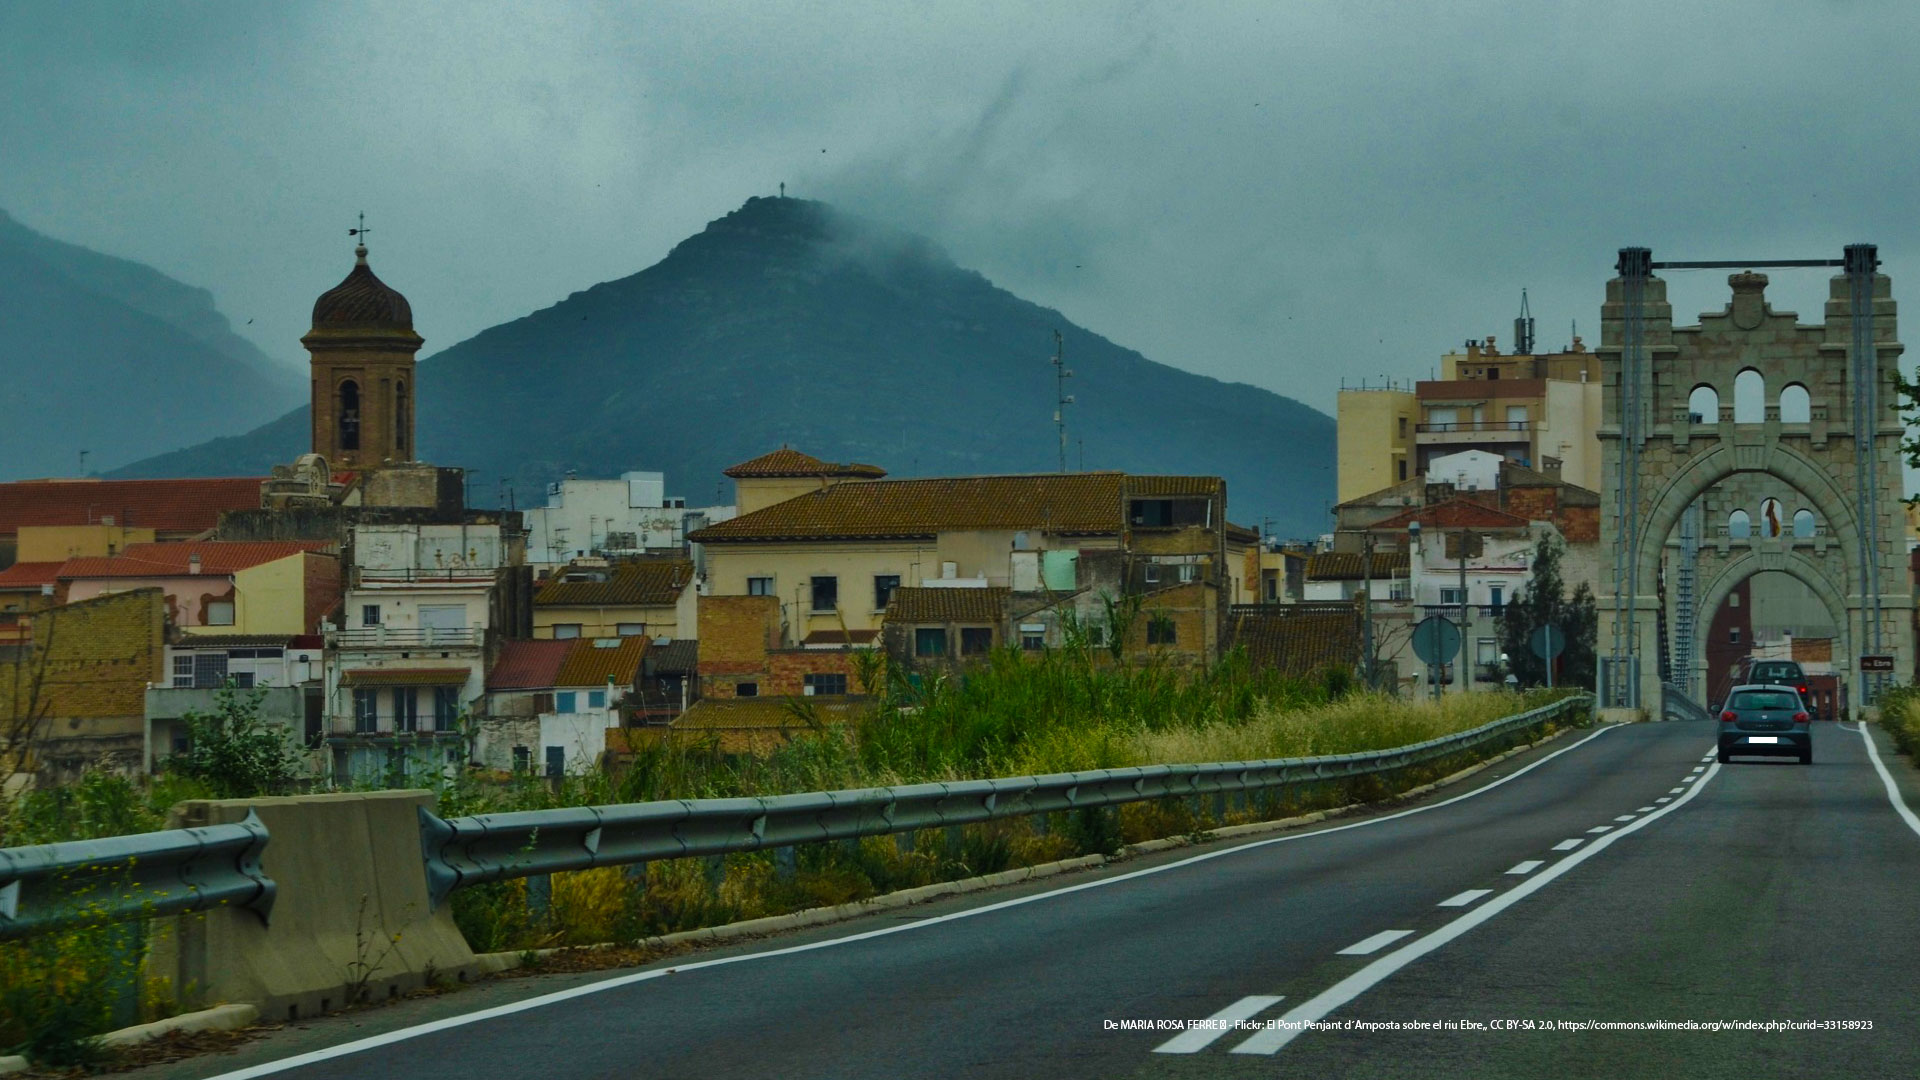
[764,649,861,696]
[2,588,167,778]
[1128,581,1214,664]
[303,552,343,632]
[697,594,780,677]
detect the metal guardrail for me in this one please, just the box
[1661,683,1711,723]
[418,695,1593,908]
[0,811,275,940]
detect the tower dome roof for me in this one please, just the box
[310,246,414,331]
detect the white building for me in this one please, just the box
[524,471,735,569]
[323,523,507,782]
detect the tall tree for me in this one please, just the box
[1500,535,1597,688]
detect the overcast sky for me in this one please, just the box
[4,0,1917,419]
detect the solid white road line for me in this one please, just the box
[1230,747,1722,1056]
[1152,996,1285,1054]
[1551,839,1582,851]
[1505,861,1544,875]
[1857,723,1920,841]
[1337,930,1416,956]
[198,724,1630,1079]
[1586,825,1612,834]
[1437,889,1493,908]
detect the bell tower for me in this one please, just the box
[303,227,423,470]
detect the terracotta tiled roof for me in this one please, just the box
[1305,551,1410,582]
[1369,498,1533,532]
[554,635,649,688]
[655,697,864,754]
[58,541,331,579]
[692,474,1130,541]
[169,633,303,648]
[673,697,862,731]
[340,667,470,686]
[885,586,1008,623]
[1124,475,1222,497]
[0,477,265,537]
[799,629,880,646]
[487,639,573,690]
[722,448,887,479]
[1227,604,1362,678]
[1225,521,1261,545]
[0,562,64,590]
[535,560,693,607]
[644,638,699,674]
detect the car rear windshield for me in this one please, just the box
[1750,662,1801,680]
[1730,690,1801,711]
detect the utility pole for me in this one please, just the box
[1458,530,1471,694]
[1362,532,1376,689]
[1051,330,1073,472]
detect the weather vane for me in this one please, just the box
[348,212,371,249]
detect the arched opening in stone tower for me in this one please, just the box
[1733,369,1766,423]
[1700,569,1843,715]
[338,379,360,451]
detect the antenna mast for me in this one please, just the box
[1514,288,1536,355]
[1051,329,1073,472]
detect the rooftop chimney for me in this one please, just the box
[188,553,203,575]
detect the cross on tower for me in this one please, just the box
[348,212,371,249]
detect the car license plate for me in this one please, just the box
[1748,736,1779,744]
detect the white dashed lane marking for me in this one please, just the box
[1636,806,1656,812]
[1152,996,1285,1054]
[1551,839,1583,851]
[1438,889,1494,908]
[1505,861,1544,875]
[1337,930,1416,956]
[1613,815,1636,822]
[1587,825,1613,834]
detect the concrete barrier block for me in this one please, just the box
[148,790,481,1022]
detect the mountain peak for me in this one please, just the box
[113,199,1333,532]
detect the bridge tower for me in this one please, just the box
[1596,247,1909,718]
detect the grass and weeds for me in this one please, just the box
[1877,684,1920,757]
[438,649,1577,959]
[1,647,1580,1055]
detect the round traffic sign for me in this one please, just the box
[1412,616,1462,666]
[1529,625,1566,661]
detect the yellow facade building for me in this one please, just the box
[1335,385,1417,504]
[533,559,697,640]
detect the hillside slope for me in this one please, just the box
[114,198,1333,533]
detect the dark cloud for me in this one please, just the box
[2,0,1917,434]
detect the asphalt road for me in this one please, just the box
[172,718,1920,1080]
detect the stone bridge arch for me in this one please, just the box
[1692,545,1853,704]
[1596,251,1909,717]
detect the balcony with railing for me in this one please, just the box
[1414,420,1532,445]
[327,626,481,649]
[352,565,499,586]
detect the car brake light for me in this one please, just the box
[1794,711,1810,724]
[1799,685,1809,696]
[1721,710,1737,722]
